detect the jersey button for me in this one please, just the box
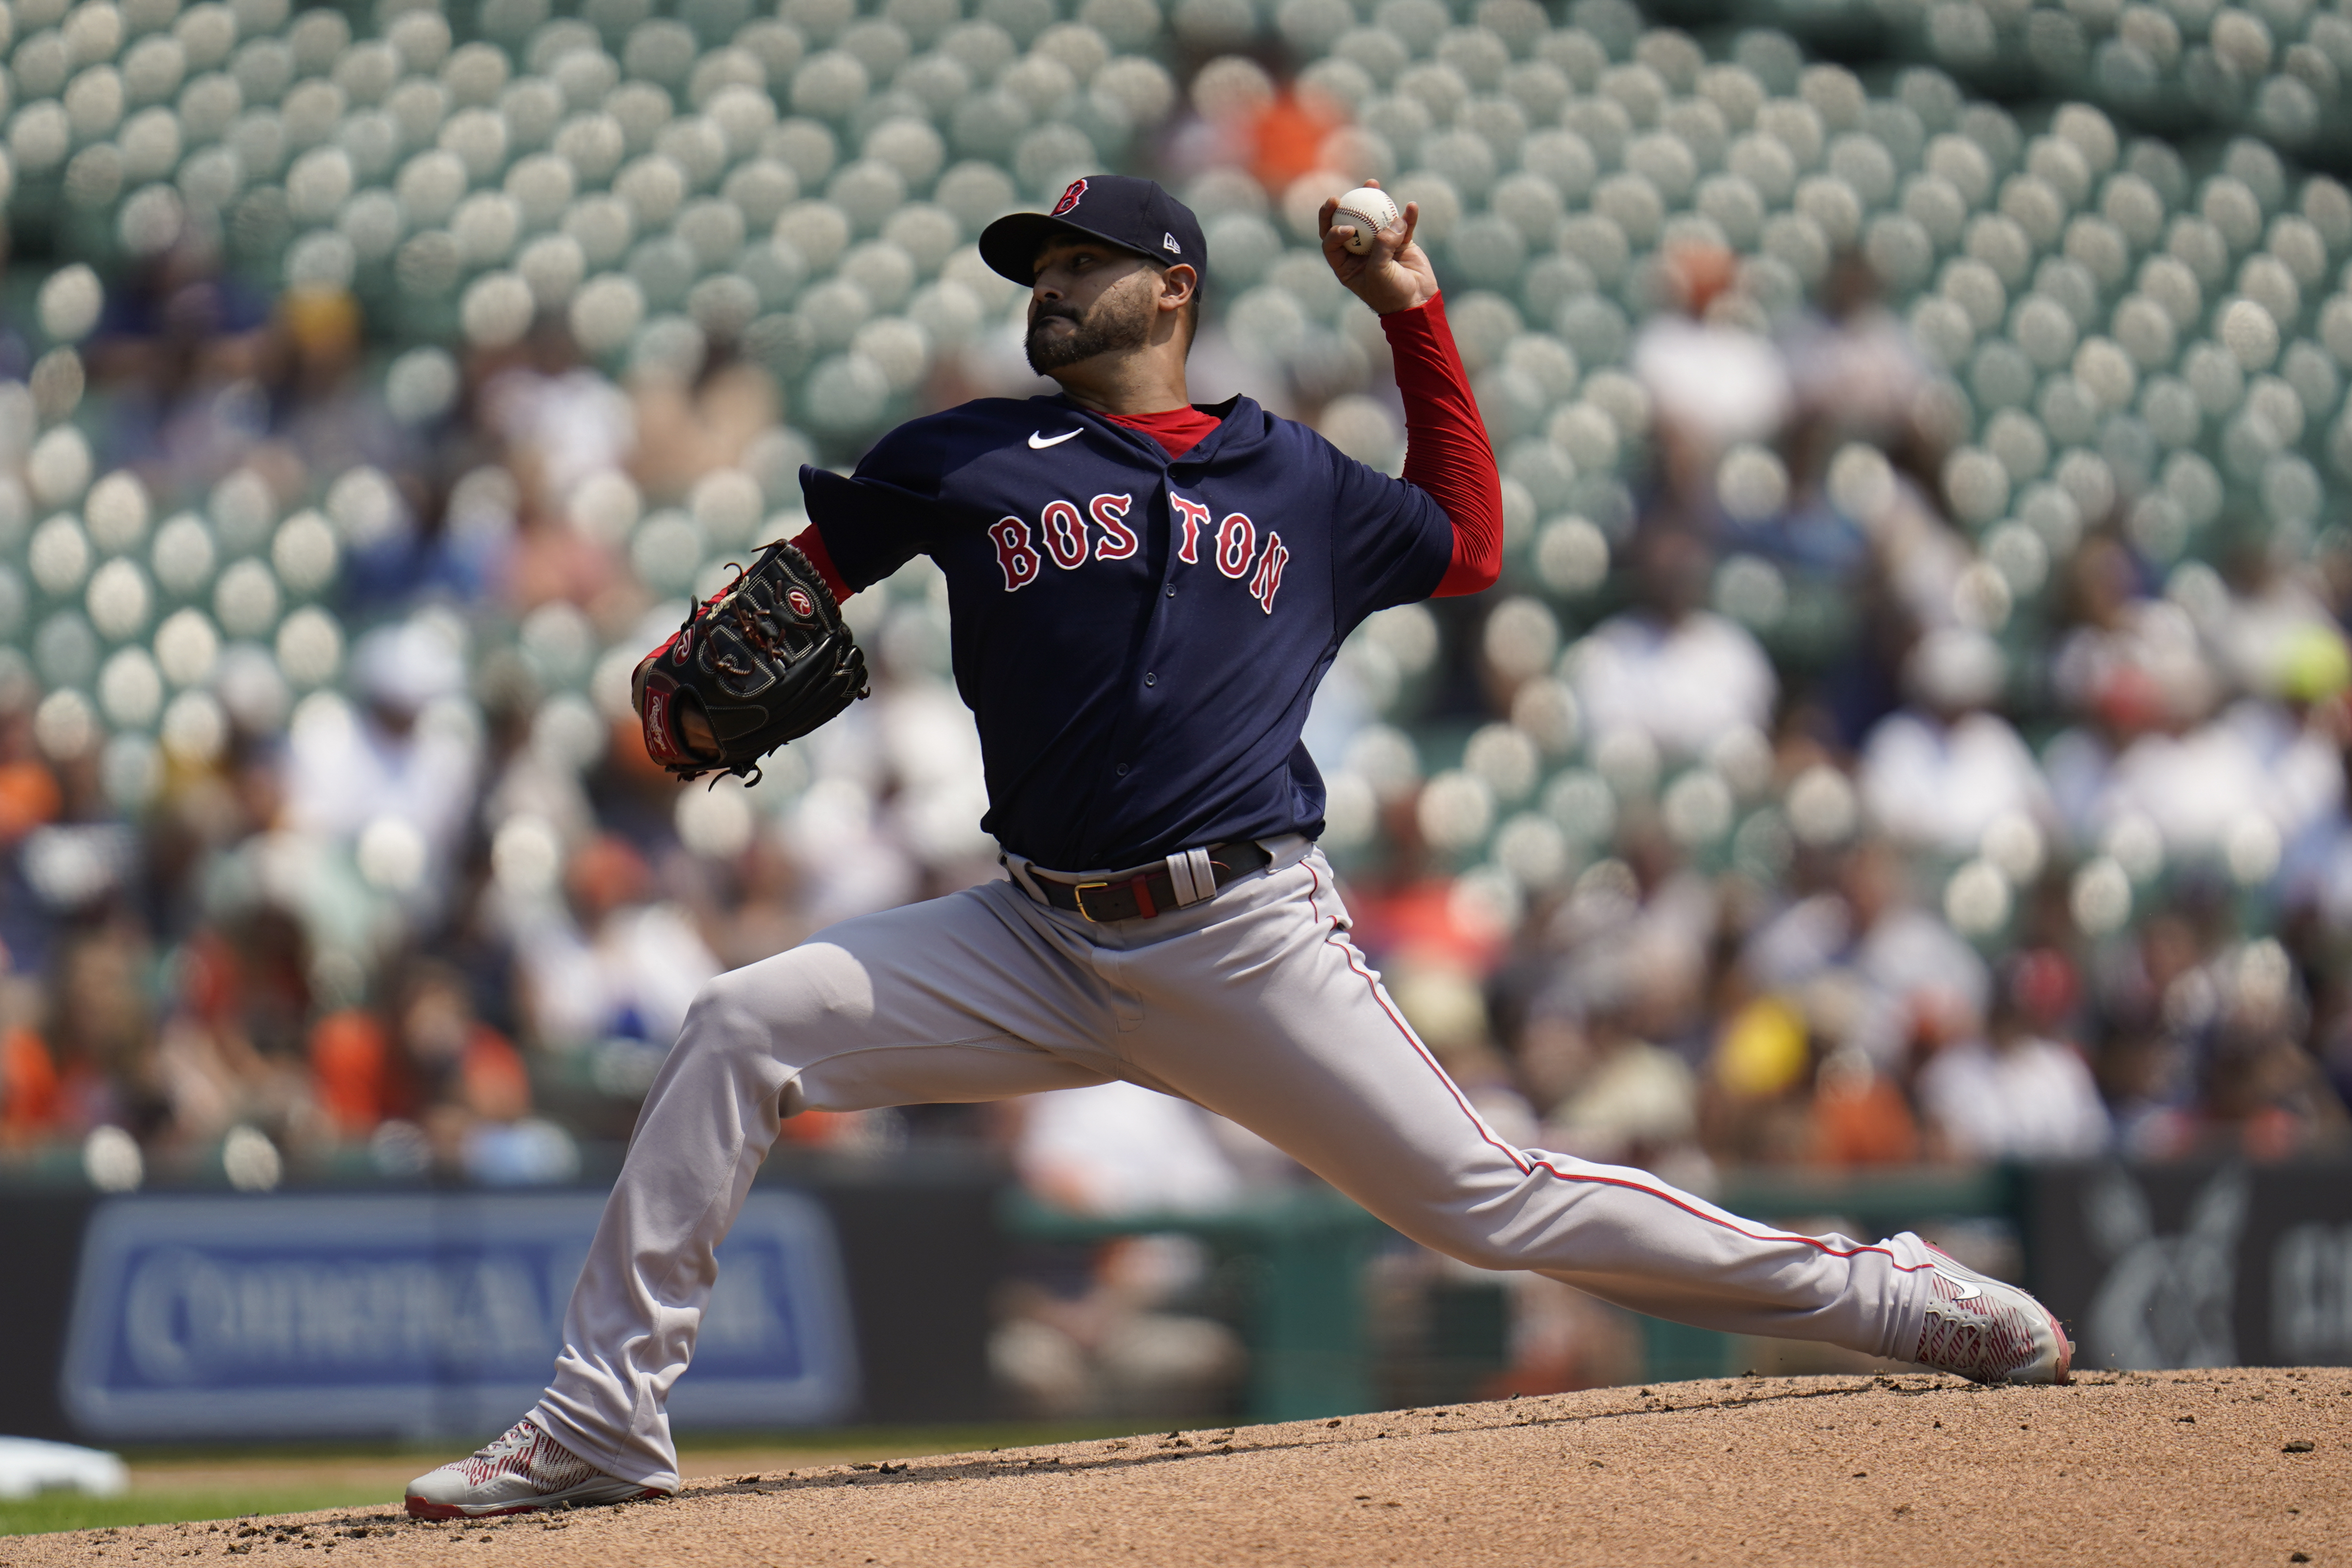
[1165,585,1176,597]
[1144,672,1157,686]
[1115,763,1129,777]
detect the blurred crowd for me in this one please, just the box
[1317,223,2352,1193]
[1,0,2350,1238]
[0,192,1009,1189]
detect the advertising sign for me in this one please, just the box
[59,1190,857,1440]
[2029,1162,2352,1371]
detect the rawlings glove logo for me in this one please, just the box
[638,681,689,766]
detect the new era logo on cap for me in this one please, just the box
[979,175,1208,285]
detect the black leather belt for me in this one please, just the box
[1030,840,1273,922]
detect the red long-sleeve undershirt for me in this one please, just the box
[792,521,850,604]
[1382,293,1504,597]
[790,294,1501,601]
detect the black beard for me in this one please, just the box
[1025,290,1153,373]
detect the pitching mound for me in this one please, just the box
[18,1369,2346,1566]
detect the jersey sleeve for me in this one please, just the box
[1326,433,1458,630]
[799,424,947,593]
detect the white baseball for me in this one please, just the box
[1332,185,1401,255]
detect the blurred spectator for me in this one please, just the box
[2098,689,2339,872]
[310,1006,398,1142]
[41,922,161,1142]
[1917,956,2112,1162]
[1566,524,1777,765]
[0,959,60,1147]
[285,617,482,921]
[254,287,406,500]
[517,835,720,1055]
[1781,249,1932,448]
[629,336,781,500]
[0,719,61,845]
[1859,628,2052,859]
[991,1232,1246,1420]
[1016,1080,1254,1216]
[1746,839,1989,1078]
[1244,89,1345,197]
[146,910,317,1155]
[480,320,636,516]
[1809,1042,1926,1168]
[1632,242,1792,481]
[992,1083,1262,1419]
[394,958,571,1183]
[84,226,272,491]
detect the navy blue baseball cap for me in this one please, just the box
[979,175,1208,285]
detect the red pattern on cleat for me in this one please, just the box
[1908,1246,2074,1386]
[404,1418,670,1519]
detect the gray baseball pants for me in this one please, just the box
[531,839,1940,1489]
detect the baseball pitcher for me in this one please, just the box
[406,175,2069,1519]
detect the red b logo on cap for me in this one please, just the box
[1052,178,1087,216]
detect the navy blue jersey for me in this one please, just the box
[802,393,1454,870]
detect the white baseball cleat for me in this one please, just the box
[404,1418,671,1519]
[1907,1246,2074,1386]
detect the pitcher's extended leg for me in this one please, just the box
[532,882,1120,1488]
[1114,854,1935,1359]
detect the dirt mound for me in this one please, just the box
[19,1369,2347,1566]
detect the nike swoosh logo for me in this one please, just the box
[1028,429,1082,449]
[1935,1269,1984,1300]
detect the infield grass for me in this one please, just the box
[0,1421,1151,1537]
[0,1487,395,1536]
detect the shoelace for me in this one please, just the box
[452,1421,598,1492]
[1917,1271,2038,1379]
[724,569,788,661]
[676,560,755,681]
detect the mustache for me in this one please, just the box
[1029,303,1083,328]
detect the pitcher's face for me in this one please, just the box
[1025,239,1159,375]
